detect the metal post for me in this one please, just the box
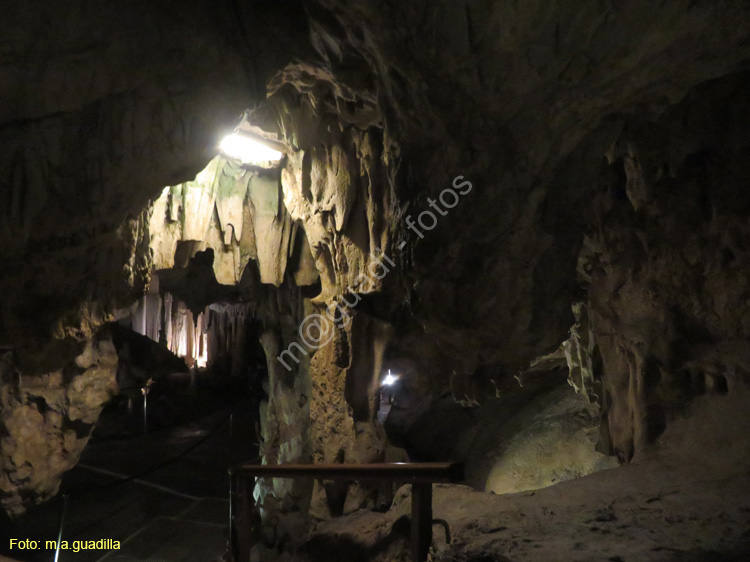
[143,389,148,435]
[141,379,153,435]
[236,473,251,562]
[54,492,69,562]
[411,483,432,562]
[228,469,235,561]
[229,412,234,456]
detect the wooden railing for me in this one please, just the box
[228,462,464,562]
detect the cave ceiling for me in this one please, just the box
[1,1,750,387]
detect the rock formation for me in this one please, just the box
[0,336,117,516]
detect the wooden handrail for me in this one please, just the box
[228,461,464,562]
[232,461,464,483]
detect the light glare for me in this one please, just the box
[383,373,398,386]
[220,133,283,163]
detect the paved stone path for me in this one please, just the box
[98,499,228,562]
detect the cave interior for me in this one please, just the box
[2,2,750,562]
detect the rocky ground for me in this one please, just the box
[297,467,750,562]
[253,393,750,562]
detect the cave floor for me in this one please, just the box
[292,462,750,562]
[255,393,750,562]
[1,405,257,562]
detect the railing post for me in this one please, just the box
[142,389,148,434]
[54,492,69,562]
[141,381,152,435]
[228,469,235,562]
[235,472,254,562]
[411,483,432,562]
[229,412,234,455]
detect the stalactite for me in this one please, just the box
[127,289,251,371]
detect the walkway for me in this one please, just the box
[1,406,257,562]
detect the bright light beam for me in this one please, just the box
[383,370,398,386]
[220,133,283,163]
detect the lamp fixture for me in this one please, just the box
[219,120,286,165]
[220,132,283,163]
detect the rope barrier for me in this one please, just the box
[50,408,251,549]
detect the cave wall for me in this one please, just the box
[0,335,117,516]
[305,0,750,387]
[586,73,750,461]
[293,1,750,472]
